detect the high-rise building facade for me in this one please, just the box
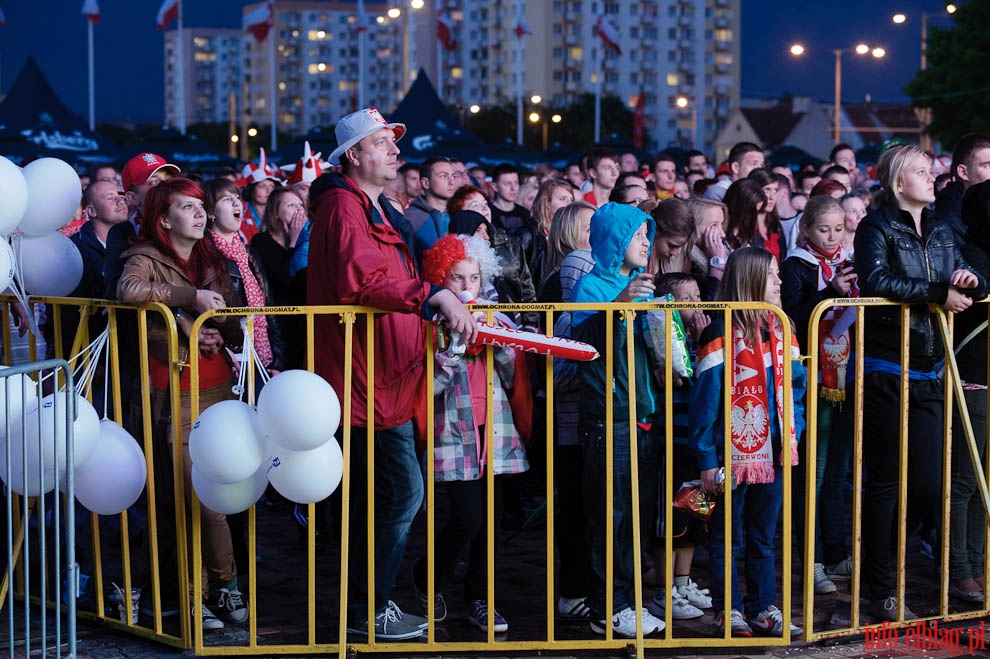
[164,28,243,127]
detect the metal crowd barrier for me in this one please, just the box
[1,357,76,658]
[8,296,986,658]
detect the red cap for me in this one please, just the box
[121,153,180,191]
[714,161,732,176]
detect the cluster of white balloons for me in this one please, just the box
[0,155,85,297]
[189,370,343,513]
[0,376,147,515]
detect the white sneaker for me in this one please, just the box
[196,603,224,631]
[813,563,837,595]
[647,589,704,620]
[675,578,712,609]
[590,606,665,638]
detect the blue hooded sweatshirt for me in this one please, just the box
[571,202,659,421]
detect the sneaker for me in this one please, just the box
[824,557,853,581]
[557,596,592,620]
[647,589,704,620]
[196,603,224,631]
[813,563,837,594]
[869,596,917,622]
[346,603,425,640]
[675,578,712,609]
[713,608,752,637]
[387,600,428,630]
[590,606,664,638]
[467,599,508,633]
[747,605,802,637]
[217,585,249,623]
[412,564,447,623]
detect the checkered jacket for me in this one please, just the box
[431,347,529,481]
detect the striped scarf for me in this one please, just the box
[210,231,273,367]
[803,241,858,400]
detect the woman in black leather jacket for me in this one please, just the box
[853,145,984,622]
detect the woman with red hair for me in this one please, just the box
[117,177,248,633]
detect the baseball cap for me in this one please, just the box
[329,107,406,165]
[121,153,180,191]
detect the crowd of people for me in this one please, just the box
[45,109,990,641]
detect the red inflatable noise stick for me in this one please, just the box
[442,292,599,362]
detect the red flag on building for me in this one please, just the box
[632,90,646,149]
[82,0,101,25]
[156,0,179,30]
[244,0,274,42]
[436,12,456,51]
[594,15,622,55]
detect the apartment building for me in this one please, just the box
[164,28,243,127]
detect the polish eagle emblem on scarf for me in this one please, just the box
[731,395,768,453]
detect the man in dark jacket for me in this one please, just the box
[935,132,990,241]
[308,107,474,641]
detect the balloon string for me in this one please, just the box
[102,323,111,421]
[232,316,272,404]
[74,328,109,400]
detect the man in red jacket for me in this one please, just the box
[308,107,475,640]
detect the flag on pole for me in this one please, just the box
[594,15,622,55]
[82,0,100,25]
[156,0,179,30]
[514,5,532,39]
[352,0,368,35]
[244,0,273,42]
[436,12,456,51]
[632,89,646,149]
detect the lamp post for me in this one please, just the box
[790,42,886,145]
[892,3,957,70]
[675,96,697,150]
[528,112,562,152]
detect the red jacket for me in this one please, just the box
[307,173,441,429]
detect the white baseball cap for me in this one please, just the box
[329,107,406,165]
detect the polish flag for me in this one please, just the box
[81,0,100,25]
[632,90,646,148]
[436,12,456,51]
[156,0,179,30]
[514,5,532,39]
[244,0,273,43]
[594,15,622,55]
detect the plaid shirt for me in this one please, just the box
[432,347,529,481]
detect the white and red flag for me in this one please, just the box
[436,12,456,51]
[156,0,179,30]
[244,0,274,42]
[514,5,532,39]
[82,0,100,25]
[594,15,622,55]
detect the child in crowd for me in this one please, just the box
[571,202,664,638]
[647,273,712,622]
[781,196,859,591]
[690,247,806,637]
[413,234,529,634]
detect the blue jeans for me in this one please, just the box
[709,466,784,616]
[345,422,424,621]
[580,417,661,617]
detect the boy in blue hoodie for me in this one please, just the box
[571,202,664,638]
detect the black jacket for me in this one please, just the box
[854,203,985,371]
[780,251,845,352]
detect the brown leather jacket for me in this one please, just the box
[117,243,241,364]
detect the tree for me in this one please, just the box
[903,0,990,146]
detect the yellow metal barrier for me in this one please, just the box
[803,297,990,643]
[14,295,986,656]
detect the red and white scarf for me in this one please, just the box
[698,316,799,485]
[210,231,273,367]
[804,242,858,399]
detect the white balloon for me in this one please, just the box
[15,232,83,296]
[0,156,29,235]
[189,400,265,485]
[265,438,343,504]
[0,392,101,496]
[0,239,15,292]
[75,420,147,515]
[18,158,83,236]
[191,464,268,515]
[0,373,40,436]
[257,370,341,451]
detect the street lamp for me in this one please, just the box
[675,96,697,150]
[789,42,886,145]
[891,3,957,70]
[529,112,561,152]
